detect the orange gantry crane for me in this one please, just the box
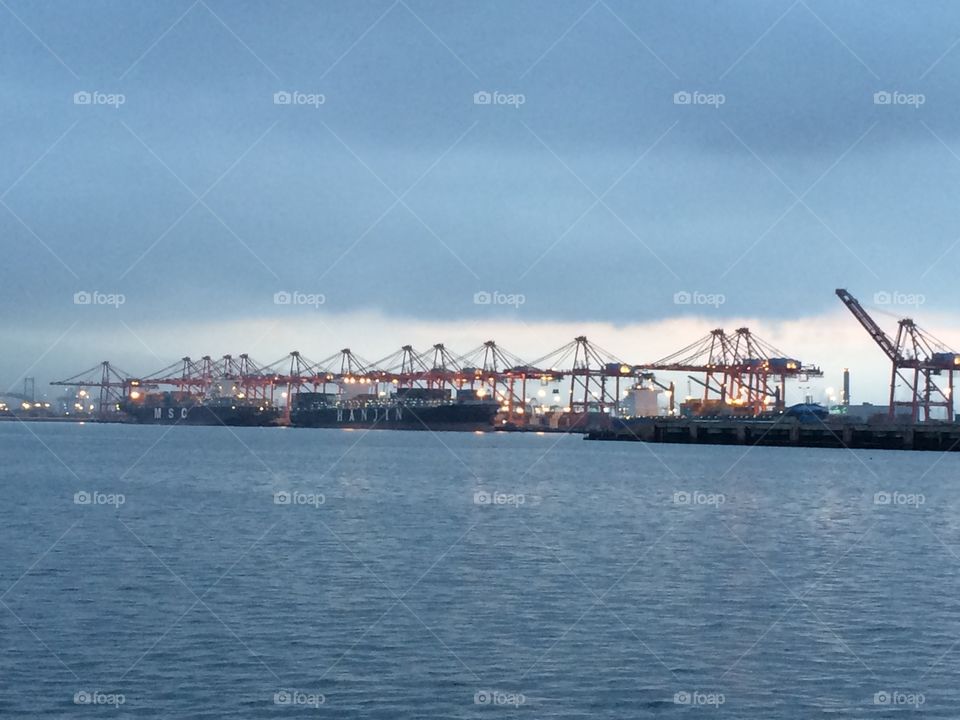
[641,327,822,415]
[836,289,959,422]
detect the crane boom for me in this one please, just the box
[835,288,900,362]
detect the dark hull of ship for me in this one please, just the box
[121,403,280,427]
[290,402,498,431]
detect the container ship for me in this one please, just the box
[119,390,281,427]
[289,388,499,431]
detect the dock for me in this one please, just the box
[586,417,960,452]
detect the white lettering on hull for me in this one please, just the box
[330,407,403,424]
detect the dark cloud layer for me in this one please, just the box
[2,0,960,367]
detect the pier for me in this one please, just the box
[587,417,960,452]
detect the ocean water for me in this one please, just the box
[2,421,960,717]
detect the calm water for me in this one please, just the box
[2,422,960,717]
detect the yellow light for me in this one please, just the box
[130,391,141,400]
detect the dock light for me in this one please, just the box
[78,390,87,397]
[21,402,30,410]
[620,365,631,374]
[130,391,141,400]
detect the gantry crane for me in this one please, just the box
[836,288,958,422]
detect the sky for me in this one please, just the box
[3,0,960,404]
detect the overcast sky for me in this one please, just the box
[3,0,960,403]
